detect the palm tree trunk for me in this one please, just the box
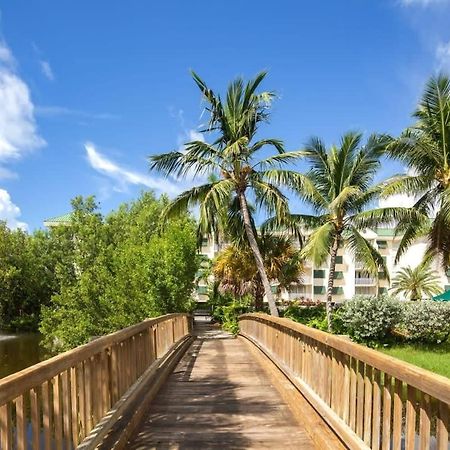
[326,235,339,332]
[238,192,279,317]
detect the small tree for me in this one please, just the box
[390,262,442,300]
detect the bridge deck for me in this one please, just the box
[127,322,317,449]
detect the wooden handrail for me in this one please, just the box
[239,313,450,450]
[0,313,193,450]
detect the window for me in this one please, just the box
[445,285,450,291]
[201,237,209,246]
[332,287,343,295]
[376,240,388,249]
[314,286,326,295]
[314,269,326,278]
[197,285,208,295]
[378,287,388,295]
[378,271,387,280]
[446,269,450,277]
[271,285,278,294]
[335,255,343,264]
[289,284,308,295]
[334,271,344,279]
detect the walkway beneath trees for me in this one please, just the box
[127,322,318,449]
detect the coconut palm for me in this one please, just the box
[149,72,304,316]
[390,262,442,300]
[264,132,415,330]
[384,74,450,266]
[213,232,304,310]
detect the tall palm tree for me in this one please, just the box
[390,262,442,300]
[213,232,304,310]
[149,72,304,316]
[384,74,450,266]
[265,132,412,330]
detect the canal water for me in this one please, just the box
[0,331,46,379]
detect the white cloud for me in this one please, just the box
[85,142,181,196]
[0,189,27,230]
[36,105,119,120]
[436,41,450,70]
[379,193,416,208]
[0,41,45,163]
[39,60,54,81]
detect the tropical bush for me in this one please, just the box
[340,295,402,343]
[207,290,253,334]
[40,193,199,351]
[283,303,328,331]
[400,301,450,343]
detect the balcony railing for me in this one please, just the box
[354,277,376,285]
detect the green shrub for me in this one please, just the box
[283,303,328,331]
[282,303,346,333]
[207,291,252,334]
[340,295,402,343]
[400,301,450,343]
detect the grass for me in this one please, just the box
[378,340,450,378]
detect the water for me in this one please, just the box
[0,331,46,379]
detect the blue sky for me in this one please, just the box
[1,0,450,230]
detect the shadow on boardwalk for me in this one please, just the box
[127,321,314,449]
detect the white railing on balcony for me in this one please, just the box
[354,277,376,285]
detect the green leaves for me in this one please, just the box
[390,261,442,300]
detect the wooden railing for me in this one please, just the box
[239,313,450,450]
[0,313,192,450]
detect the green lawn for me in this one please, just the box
[378,341,450,379]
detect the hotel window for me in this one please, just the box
[334,271,344,279]
[314,285,326,295]
[376,240,388,249]
[378,287,388,295]
[332,287,344,295]
[335,255,343,264]
[314,269,326,278]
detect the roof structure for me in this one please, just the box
[432,290,450,301]
[43,212,74,227]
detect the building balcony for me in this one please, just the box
[354,277,376,286]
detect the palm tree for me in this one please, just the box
[384,74,450,266]
[213,232,303,310]
[149,72,304,316]
[390,262,442,300]
[264,132,412,330]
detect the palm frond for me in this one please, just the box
[344,226,389,279]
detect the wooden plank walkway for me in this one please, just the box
[127,322,317,449]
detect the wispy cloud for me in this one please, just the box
[436,41,450,70]
[39,60,54,81]
[0,189,27,230]
[399,0,448,6]
[85,142,181,196]
[36,106,119,120]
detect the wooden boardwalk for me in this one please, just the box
[127,323,316,449]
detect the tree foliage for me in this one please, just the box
[390,261,442,300]
[384,74,450,266]
[213,232,303,309]
[0,223,56,331]
[40,192,199,351]
[150,71,305,316]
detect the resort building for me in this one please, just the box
[196,228,450,303]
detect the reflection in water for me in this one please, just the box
[0,332,46,379]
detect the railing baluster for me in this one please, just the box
[30,387,40,450]
[381,374,392,450]
[371,368,381,450]
[419,392,431,449]
[405,384,417,449]
[15,394,26,450]
[0,402,12,450]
